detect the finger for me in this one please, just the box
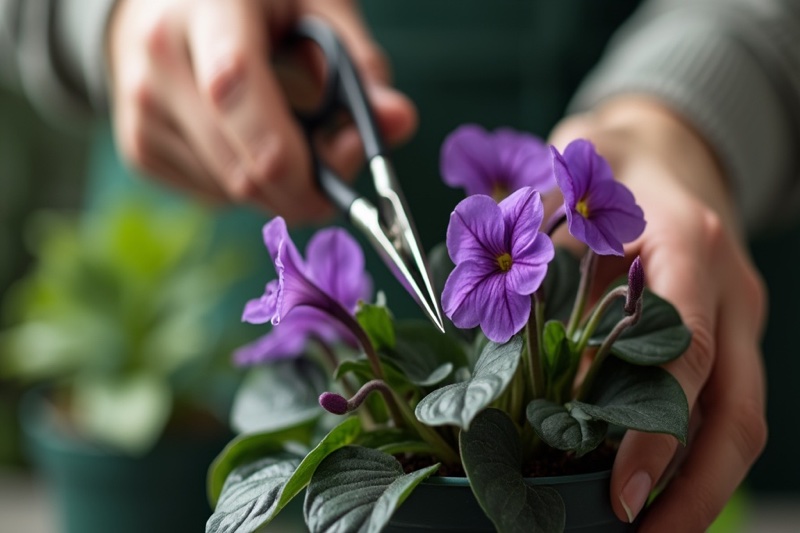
[637,291,767,532]
[608,225,721,523]
[186,0,332,222]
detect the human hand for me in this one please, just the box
[549,97,768,532]
[106,0,416,223]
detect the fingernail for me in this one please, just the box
[620,471,651,523]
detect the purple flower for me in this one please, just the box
[441,187,554,343]
[234,218,372,365]
[440,125,555,200]
[551,140,646,256]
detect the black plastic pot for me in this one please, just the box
[20,388,231,533]
[387,470,632,532]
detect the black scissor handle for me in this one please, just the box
[288,17,386,211]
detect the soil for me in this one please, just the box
[398,441,617,479]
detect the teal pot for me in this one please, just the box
[387,470,632,532]
[20,388,231,533]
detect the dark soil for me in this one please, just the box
[398,441,617,479]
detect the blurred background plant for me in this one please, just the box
[0,197,245,454]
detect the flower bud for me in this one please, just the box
[624,256,644,315]
[319,392,349,415]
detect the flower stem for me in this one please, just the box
[525,294,546,400]
[567,251,598,338]
[577,299,643,400]
[574,285,628,355]
[388,388,460,464]
[544,204,567,236]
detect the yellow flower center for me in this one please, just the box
[497,253,513,272]
[491,183,510,202]
[576,197,590,217]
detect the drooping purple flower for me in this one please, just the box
[441,125,555,200]
[441,187,554,343]
[234,218,372,365]
[551,140,646,256]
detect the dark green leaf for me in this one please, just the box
[460,409,565,533]
[387,320,468,386]
[589,288,691,365]
[526,399,607,457]
[577,357,689,443]
[208,424,315,505]
[542,248,581,323]
[304,446,439,533]
[230,358,326,434]
[356,303,395,351]
[415,336,523,429]
[207,417,361,532]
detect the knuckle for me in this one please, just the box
[201,51,248,110]
[681,314,716,387]
[729,400,768,463]
[252,136,289,186]
[143,15,172,59]
[697,208,725,252]
[225,174,260,202]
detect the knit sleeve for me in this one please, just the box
[571,0,800,233]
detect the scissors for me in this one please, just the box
[287,17,445,333]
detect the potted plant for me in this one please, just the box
[205,126,691,532]
[0,198,244,533]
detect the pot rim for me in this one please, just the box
[424,469,612,486]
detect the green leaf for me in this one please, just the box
[72,373,171,455]
[206,454,301,533]
[207,417,362,532]
[230,359,327,434]
[415,336,523,430]
[356,302,395,350]
[460,409,565,533]
[576,357,689,443]
[589,288,692,365]
[541,320,578,400]
[356,428,436,456]
[304,446,439,533]
[208,424,317,505]
[542,248,581,322]
[387,320,468,386]
[526,399,608,457]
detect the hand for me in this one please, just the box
[106,0,416,223]
[549,97,768,532]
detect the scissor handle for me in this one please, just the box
[289,17,385,211]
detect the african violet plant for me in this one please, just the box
[205,125,691,533]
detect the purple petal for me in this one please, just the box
[478,274,531,343]
[305,227,373,310]
[499,187,545,256]
[232,324,309,365]
[494,129,556,192]
[505,237,554,295]
[442,260,495,329]
[586,180,647,244]
[551,146,577,208]
[446,195,506,264]
[563,139,614,195]
[440,125,501,196]
[566,209,623,256]
[241,280,280,324]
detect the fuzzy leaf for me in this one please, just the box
[576,358,689,443]
[415,336,523,429]
[460,409,565,533]
[589,288,691,365]
[526,399,607,457]
[207,417,361,532]
[304,446,438,533]
[230,358,326,434]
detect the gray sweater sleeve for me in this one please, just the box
[0,0,117,120]
[571,0,800,234]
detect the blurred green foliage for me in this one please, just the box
[1,199,245,455]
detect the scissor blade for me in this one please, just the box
[349,197,445,333]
